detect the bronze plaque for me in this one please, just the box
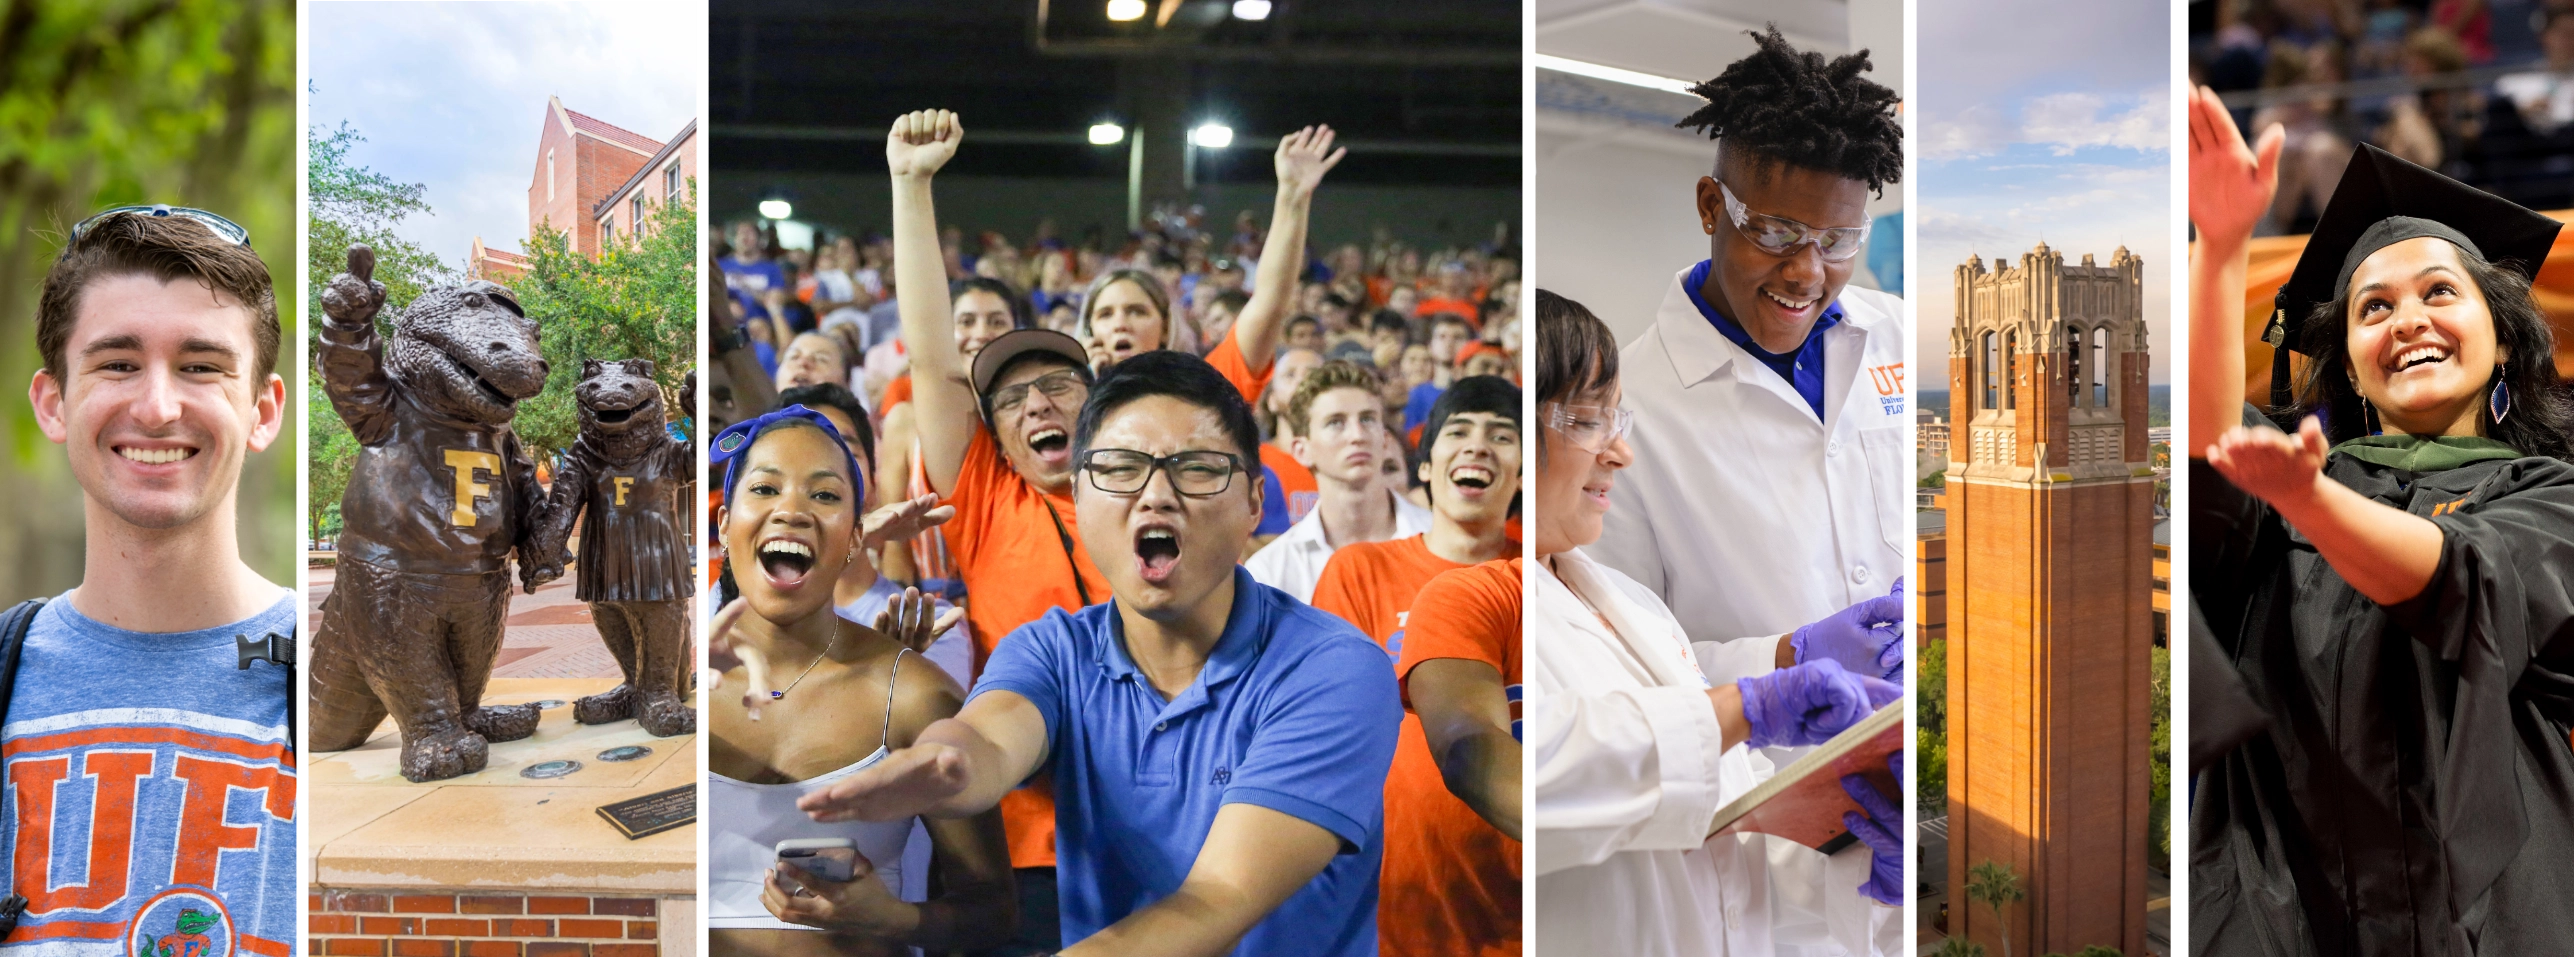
[597,785,693,840]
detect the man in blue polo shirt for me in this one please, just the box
[799,349,1399,957]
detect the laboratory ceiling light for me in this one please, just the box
[1534,54,1697,95]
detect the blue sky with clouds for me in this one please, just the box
[308,1,701,272]
[1918,0,2171,383]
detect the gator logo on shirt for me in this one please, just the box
[128,890,232,957]
[1386,612,1406,662]
[1507,684,1522,743]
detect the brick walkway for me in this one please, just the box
[308,563,620,680]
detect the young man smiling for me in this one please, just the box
[16,208,293,953]
[799,350,1398,957]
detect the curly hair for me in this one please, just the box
[1675,25,1904,196]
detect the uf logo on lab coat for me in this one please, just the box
[1869,363,1906,416]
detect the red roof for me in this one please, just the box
[564,108,665,155]
[478,246,531,266]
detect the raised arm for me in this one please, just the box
[1228,126,1346,373]
[2206,416,2443,604]
[796,686,1049,822]
[1408,659,1522,838]
[316,245,398,444]
[2187,85,2283,459]
[1059,804,1341,957]
[888,110,976,495]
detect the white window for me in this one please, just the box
[633,195,645,233]
[664,162,681,200]
[602,215,614,244]
[547,149,557,202]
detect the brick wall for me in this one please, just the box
[311,889,683,957]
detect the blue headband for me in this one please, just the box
[710,404,866,504]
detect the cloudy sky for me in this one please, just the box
[1917,0,2171,384]
[309,1,702,271]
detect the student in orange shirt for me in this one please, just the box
[1389,558,1522,957]
[875,276,1026,593]
[1308,375,1520,956]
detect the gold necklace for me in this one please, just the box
[771,628,840,700]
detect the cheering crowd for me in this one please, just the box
[703,110,1522,957]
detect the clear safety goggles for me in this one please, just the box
[1719,181,1869,263]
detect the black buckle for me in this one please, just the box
[0,893,27,939]
[236,632,294,670]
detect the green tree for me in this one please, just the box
[1966,859,2027,957]
[0,0,295,591]
[2152,642,2172,860]
[1919,636,1948,813]
[1936,939,1989,957]
[303,120,451,534]
[507,184,699,464]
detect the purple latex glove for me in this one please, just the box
[1790,578,1906,681]
[1736,659,1899,748]
[1841,752,1903,906]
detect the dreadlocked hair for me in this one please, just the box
[1675,24,1904,197]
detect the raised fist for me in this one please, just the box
[322,245,388,328]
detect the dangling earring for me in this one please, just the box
[2493,361,2515,424]
[2360,393,2382,436]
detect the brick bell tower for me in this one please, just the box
[1943,243,2154,956]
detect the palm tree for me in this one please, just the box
[1936,938,1989,957]
[1964,859,2027,957]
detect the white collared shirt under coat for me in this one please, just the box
[1530,547,1896,956]
[1589,268,1912,649]
[1242,489,1435,603]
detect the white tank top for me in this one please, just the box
[708,649,918,930]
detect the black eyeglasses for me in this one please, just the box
[69,205,250,248]
[1078,448,1245,496]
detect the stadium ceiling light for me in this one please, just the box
[1190,124,1234,148]
[757,199,793,220]
[1106,0,1146,22]
[1089,122,1127,145]
[1534,54,1697,95]
[1231,0,1272,20]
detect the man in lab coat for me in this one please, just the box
[1589,25,1912,686]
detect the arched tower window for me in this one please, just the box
[1982,331,1997,410]
[2005,331,2018,410]
[2067,324,2085,407]
[2093,326,2108,407]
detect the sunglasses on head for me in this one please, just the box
[68,205,251,249]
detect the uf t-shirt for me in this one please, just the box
[3,593,295,956]
[1380,560,1522,957]
[971,568,1399,956]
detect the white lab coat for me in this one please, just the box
[1531,548,1896,955]
[1590,269,1912,647]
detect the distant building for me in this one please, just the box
[468,96,692,278]
[1944,243,2154,957]
[1919,407,1949,480]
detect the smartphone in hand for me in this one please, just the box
[774,837,858,883]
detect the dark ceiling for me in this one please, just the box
[709,0,1522,186]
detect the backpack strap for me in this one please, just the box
[0,599,48,729]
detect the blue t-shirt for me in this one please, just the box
[1681,257,1842,422]
[3,592,295,956]
[1403,381,1445,433]
[970,568,1399,956]
[1256,464,1292,537]
[719,256,789,323]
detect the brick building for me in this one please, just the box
[1943,243,2155,957]
[468,96,690,278]
[595,119,696,250]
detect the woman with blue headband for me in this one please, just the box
[705,406,1016,957]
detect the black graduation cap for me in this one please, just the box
[2265,143,2564,406]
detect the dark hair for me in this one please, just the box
[779,383,876,467]
[39,212,279,378]
[1286,315,1322,336]
[951,276,1034,330]
[2289,250,2574,460]
[1210,289,1251,316]
[1283,360,1384,437]
[1420,374,1524,513]
[1073,350,1265,489]
[1676,25,1904,197]
[1429,312,1474,333]
[1370,309,1409,336]
[1535,288,1619,407]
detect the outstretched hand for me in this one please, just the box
[707,598,779,720]
[2187,85,2283,251]
[862,494,957,552]
[887,110,962,179]
[799,742,973,823]
[1274,125,1347,199]
[322,245,388,327]
[2207,416,2330,509]
[874,586,964,655]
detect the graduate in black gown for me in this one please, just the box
[2189,86,2574,956]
